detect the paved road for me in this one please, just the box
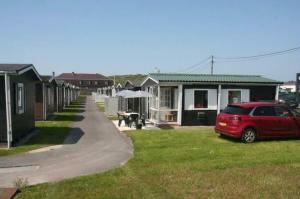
[0,96,133,187]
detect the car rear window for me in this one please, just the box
[222,105,253,115]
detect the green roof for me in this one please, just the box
[148,73,282,84]
[109,74,147,86]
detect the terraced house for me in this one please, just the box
[141,73,283,126]
[55,72,113,93]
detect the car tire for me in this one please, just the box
[241,128,256,143]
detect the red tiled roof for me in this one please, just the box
[55,73,112,81]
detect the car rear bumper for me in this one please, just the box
[214,127,242,138]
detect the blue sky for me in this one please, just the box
[0,0,299,81]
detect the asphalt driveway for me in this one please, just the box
[0,96,133,187]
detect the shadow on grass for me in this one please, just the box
[218,134,242,143]
[52,115,85,122]
[256,137,300,143]
[24,127,84,146]
[218,134,300,144]
[157,124,175,130]
[63,108,85,113]
[70,102,86,106]
[67,105,85,109]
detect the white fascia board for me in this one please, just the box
[141,76,159,87]
[18,65,42,81]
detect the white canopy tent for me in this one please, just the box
[116,90,152,114]
[116,89,135,97]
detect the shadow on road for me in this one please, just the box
[63,128,85,144]
[22,127,84,146]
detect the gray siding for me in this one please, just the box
[10,73,36,143]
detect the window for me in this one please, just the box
[16,83,25,114]
[223,105,253,115]
[79,81,82,85]
[95,81,98,85]
[228,90,241,104]
[274,106,293,117]
[160,88,171,108]
[253,106,275,116]
[194,90,208,108]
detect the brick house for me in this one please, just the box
[55,72,113,93]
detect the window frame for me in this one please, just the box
[194,90,208,109]
[16,83,25,114]
[251,106,276,117]
[228,90,242,104]
[160,87,172,109]
[274,106,293,117]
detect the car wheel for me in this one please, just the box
[242,128,256,143]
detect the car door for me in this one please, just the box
[251,106,279,137]
[274,106,299,137]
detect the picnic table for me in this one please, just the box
[117,111,145,129]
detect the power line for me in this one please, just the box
[211,55,214,74]
[188,62,211,73]
[176,56,211,73]
[174,45,300,74]
[215,46,300,60]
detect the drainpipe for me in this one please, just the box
[177,84,183,126]
[275,85,279,101]
[56,86,59,112]
[217,84,222,114]
[43,83,47,120]
[63,87,66,108]
[157,85,161,125]
[4,73,12,148]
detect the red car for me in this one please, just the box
[215,102,300,143]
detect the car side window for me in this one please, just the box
[253,106,276,116]
[274,106,293,117]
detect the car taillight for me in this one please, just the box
[229,116,242,126]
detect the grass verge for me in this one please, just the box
[96,102,118,120]
[17,128,300,198]
[96,102,105,112]
[0,96,85,156]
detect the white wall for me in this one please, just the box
[280,85,296,92]
[177,85,183,125]
[184,89,218,110]
[105,97,118,116]
[220,89,250,109]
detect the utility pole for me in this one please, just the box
[211,55,214,75]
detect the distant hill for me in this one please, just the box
[108,74,147,86]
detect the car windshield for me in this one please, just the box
[222,105,253,115]
[279,94,295,100]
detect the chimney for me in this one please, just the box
[72,72,75,76]
[52,71,55,78]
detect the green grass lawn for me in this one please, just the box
[0,96,85,156]
[17,128,300,199]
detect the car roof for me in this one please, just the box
[229,101,282,108]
